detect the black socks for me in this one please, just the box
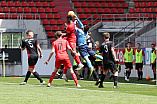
[154,74,156,79]
[100,74,106,86]
[33,71,43,83]
[114,76,118,86]
[24,71,31,83]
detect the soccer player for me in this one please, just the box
[134,43,145,81]
[123,42,134,81]
[45,31,81,87]
[64,15,84,71]
[99,33,119,88]
[109,61,121,79]
[150,43,156,80]
[20,30,45,85]
[74,17,103,84]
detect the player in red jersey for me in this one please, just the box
[45,31,81,87]
[64,15,84,71]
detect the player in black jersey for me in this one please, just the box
[98,33,119,88]
[20,30,45,85]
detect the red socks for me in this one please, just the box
[63,68,68,74]
[71,73,79,85]
[74,55,81,65]
[49,72,56,84]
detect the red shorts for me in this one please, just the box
[68,42,76,48]
[55,58,72,69]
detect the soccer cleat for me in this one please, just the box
[20,82,26,85]
[40,81,45,85]
[113,86,119,89]
[47,83,51,87]
[76,64,84,73]
[98,85,105,88]
[62,75,69,82]
[90,69,93,76]
[95,79,101,85]
[80,77,84,80]
[125,76,127,81]
[77,84,81,88]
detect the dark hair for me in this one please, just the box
[151,43,155,46]
[137,43,141,46]
[84,25,89,33]
[67,15,72,20]
[103,33,110,39]
[55,31,62,37]
[26,30,33,35]
[127,42,131,44]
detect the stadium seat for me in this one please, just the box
[147,2,152,7]
[15,1,21,7]
[95,2,101,8]
[141,2,146,7]
[104,8,110,13]
[52,8,58,13]
[33,13,39,19]
[57,19,63,25]
[93,14,99,19]
[45,7,51,13]
[155,8,157,13]
[54,13,60,19]
[22,2,28,7]
[17,7,23,13]
[47,13,54,19]
[49,2,55,8]
[92,0,98,2]
[83,8,90,13]
[86,14,92,18]
[78,0,84,1]
[115,3,121,8]
[153,2,157,7]
[102,15,106,19]
[12,13,18,19]
[87,2,94,8]
[10,7,16,13]
[115,15,120,19]
[82,20,88,25]
[1,1,7,7]
[31,7,37,13]
[107,15,113,19]
[76,8,83,13]
[84,0,91,1]
[149,14,154,19]
[3,7,9,13]
[89,20,95,25]
[136,8,141,13]
[142,8,147,13]
[118,8,124,13]
[108,3,114,8]
[79,14,86,19]
[40,13,47,19]
[130,14,136,19]
[81,2,87,8]
[74,2,80,8]
[119,0,125,2]
[124,14,129,19]
[71,0,78,1]
[0,13,4,19]
[5,13,11,19]
[42,19,49,25]
[111,8,117,13]
[8,1,14,7]
[35,2,42,7]
[148,8,153,13]
[42,2,49,7]
[90,8,97,14]
[134,2,140,7]
[101,3,108,8]
[96,19,101,23]
[19,13,26,19]
[59,25,65,31]
[48,31,55,37]
[97,8,104,14]
[26,13,32,19]
[29,2,34,7]
[38,7,44,13]
[144,14,148,18]
[105,0,112,2]
[50,19,56,25]
[45,25,52,31]
[24,7,30,13]
[121,3,128,8]
[129,8,135,13]
[136,14,142,18]
[52,25,59,31]
[112,0,118,2]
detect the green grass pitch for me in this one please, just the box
[0,77,157,104]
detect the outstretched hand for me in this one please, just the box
[44,61,49,65]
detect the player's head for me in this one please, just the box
[116,61,119,64]
[127,42,131,48]
[26,30,34,37]
[83,25,89,33]
[55,31,62,38]
[88,32,91,36]
[66,15,72,23]
[103,33,110,40]
[137,43,141,49]
[151,43,155,50]
[95,41,99,47]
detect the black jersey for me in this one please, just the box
[21,37,38,58]
[99,40,115,64]
[87,37,97,53]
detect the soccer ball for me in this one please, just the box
[68,11,75,17]
[146,76,150,80]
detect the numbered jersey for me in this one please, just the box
[22,37,39,58]
[52,38,70,60]
[99,40,115,64]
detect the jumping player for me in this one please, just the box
[150,43,156,80]
[45,31,81,87]
[99,33,119,88]
[20,30,45,85]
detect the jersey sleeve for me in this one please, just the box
[99,44,103,53]
[35,39,39,46]
[52,42,55,50]
[66,25,72,34]
[21,40,25,48]
[122,49,125,54]
[111,42,115,50]
[142,50,145,56]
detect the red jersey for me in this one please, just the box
[66,22,76,43]
[52,38,70,60]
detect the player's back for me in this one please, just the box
[66,22,76,42]
[53,38,69,60]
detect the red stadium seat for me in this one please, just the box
[144,14,148,18]
[141,2,146,7]
[54,13,60,19]
[105,0,112,2]
[79,14,86,19]
[148,8,153,13]
[108,3,114,8]
[84,0,91,1]
[155,8,157,13]
[29,2,34,7]
[82,20,88,25]
[1,1,7,7]
[115,3,121,8]
[101,3,108,8]
[118,8,124,13]
[98,0,105,1]
[78,0,84,1]
[124,14,129,19]
[38,7,44,13]
[47,13,54,19]
[5,13,11,19]
[71,0,78,1]
[90,8,97,14]
[76,8,83,13]
[45,25,52,31]
[26,13,32,19]
[3,7,9,13]
[10,7,16,13]
[33,13,39,19]
[86,14,92,18]
[49,2,55,8]
[112,0,118,2]
[149,14,154,19]
[130,14,136,19]
[59,25,65,31]
[57,19,63,25]
[136,14,142,18]
[96,20,101,23]
[81,2,87,8]
[153,2,157,7]
[42,19,49,25]
[89,20,95,25]
[147,2,152,7]
[107,15,113,19]
[50,19,56,25]
[17,7,23,13]
[129,8,135,13]
[12,13,18,19]
[74,2,80,8]
[52,25,58,31]
[42,2,48,7]
[93,14,99,19]
[40,13,47,19]
[119,0,125,2]
[0,13,4,19]
[24,7,30,13]
[52,8,58,13]
[102,15,106,19]
[88,2,94,8]
[134,2,140,7]
[97,8,104,14]
[31,7,37,13]
[35,2,41,7]
[115,15,120,19]
[104,8,110,13]
[121,3,128,8]
[48,31,55,37]
[95,2,101,8]
[45,7,51,13]
[142,8,147,13]
[19,13,26,19]
[22,2,28,7]
[83,8,90,13]
[92,0,98,2]
[15,1,21,7]
[8,1,14,7]
[136,8,141,13]
[111,8,117,13]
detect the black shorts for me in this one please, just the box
[94,61,102,69]
[28,56,38,67]
[89,56,96,66]
[125,62,133,69]
[152,63,156,70]
[83,62,88,68]
[73,66,78,70]
[135,63,143,70]
[103,63,118,72]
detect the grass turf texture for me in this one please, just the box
[0,77,157,104]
